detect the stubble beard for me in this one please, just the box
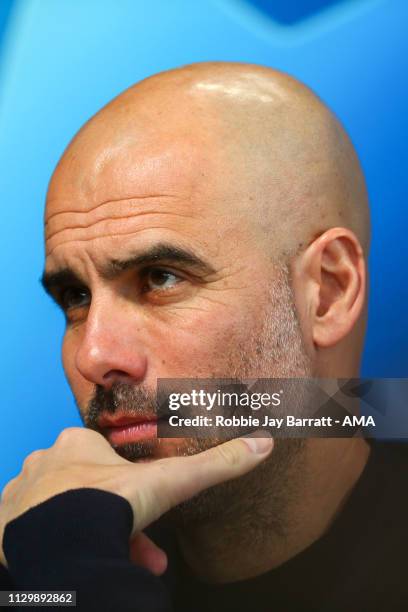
[161,264,311,530]
[83,264,311,532]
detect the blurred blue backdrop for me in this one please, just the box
[1,0,407,489]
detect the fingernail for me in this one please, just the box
[241,431,274,454]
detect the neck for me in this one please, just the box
[176,437,370,583]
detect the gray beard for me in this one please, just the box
[160,437,306,536]
[161,264,310,531]
[83,263,311,535]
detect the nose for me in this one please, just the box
[75,299,147,389]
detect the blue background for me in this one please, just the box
[1,0,407,489]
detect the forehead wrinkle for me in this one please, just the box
[44,243,101,287]
[45,193,180,225]
[46,222,200,257]
[45,207,197,243]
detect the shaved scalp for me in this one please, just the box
[47,62,370,261]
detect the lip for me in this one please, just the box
[98,413,157,428]
[98,412,158,446]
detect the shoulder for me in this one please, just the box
[361,440,408,530]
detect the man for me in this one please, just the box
[1,62,407,610]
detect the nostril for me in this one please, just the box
[102,370,135,386]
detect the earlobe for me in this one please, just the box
[310,229,366,349]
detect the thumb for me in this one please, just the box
[130,531,168,576]
[130,432,273,532]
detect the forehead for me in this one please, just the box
[46,128,214,217]
[43,122,249,273]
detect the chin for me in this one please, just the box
[113,437,219,462]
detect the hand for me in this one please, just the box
[0,428,273,573]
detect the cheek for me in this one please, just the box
[150,302,259,377]
[61,331,90,410]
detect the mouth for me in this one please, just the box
[98,413,159,446]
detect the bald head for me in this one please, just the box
[44,62,369,392]
[47,62,370,260]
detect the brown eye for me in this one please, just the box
[143,268,181,292]
[60,287,90,311]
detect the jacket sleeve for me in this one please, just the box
[0,562,14,588]
[2,488,172,611]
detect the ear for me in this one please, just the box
[292,228,366,349]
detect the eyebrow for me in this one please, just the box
[41,243,215,296]
[41,268,85,298]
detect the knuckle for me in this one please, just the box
[1,477,17,501]
[55,427,86,446]
[214,442,241,468]
[22,449,45,470]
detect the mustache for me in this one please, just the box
[84,382,157,430]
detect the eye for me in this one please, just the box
[60,286,90,311]
[142,268,182,292]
